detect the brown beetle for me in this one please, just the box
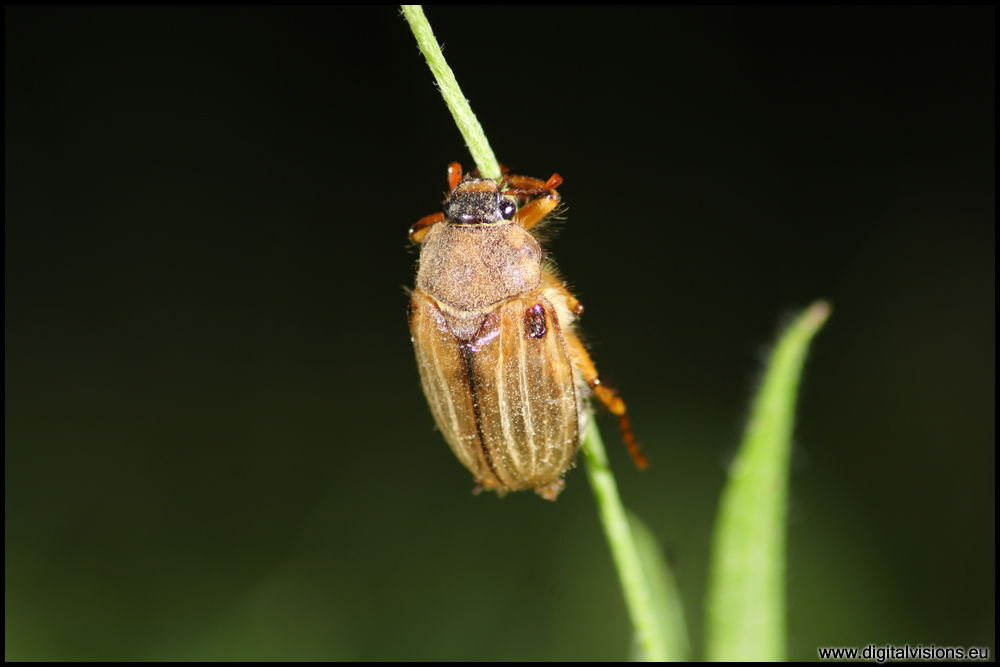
[408,163,646,500]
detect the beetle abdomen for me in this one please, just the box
[410,287,580,496]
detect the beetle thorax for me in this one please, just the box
[417,222,542,322]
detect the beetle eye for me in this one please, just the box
[500,199,517,220]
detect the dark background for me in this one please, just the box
[5,6,994,660]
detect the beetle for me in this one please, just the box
[408,162,646,500]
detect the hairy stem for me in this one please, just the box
[402,5,668,660]
[401,5,501,180]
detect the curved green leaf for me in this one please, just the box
[705,301,831,661]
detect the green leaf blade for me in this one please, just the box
[705,301,831,662]
[628,512,690,662]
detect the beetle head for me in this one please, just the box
[444,179,517,226]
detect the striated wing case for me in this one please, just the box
[409,287,580,493]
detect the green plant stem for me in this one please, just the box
[582,414,667,662]
[403,8,669,659]
[705,301,831,661]
[401,6,501,180]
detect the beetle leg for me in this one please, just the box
[506,173,563,231]
[506,173,563,192]
[564,331,648,469]
[447,162,463,191]
[513,192,561,231]
[409,212,444,244]
[565,294,584,317]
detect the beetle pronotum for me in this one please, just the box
[408,163,646,500]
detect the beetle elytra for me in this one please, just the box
[408,163,646,500]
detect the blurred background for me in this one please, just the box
[5,6,994,660]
